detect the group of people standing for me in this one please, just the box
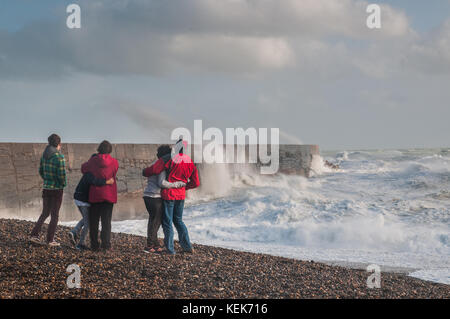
[30,134,200,255]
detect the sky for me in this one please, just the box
[0,0,450,150]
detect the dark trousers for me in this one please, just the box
[143,197,163,247]
[31,189,63,243]
[89,202,113,251]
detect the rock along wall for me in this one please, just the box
[0,143,319,221]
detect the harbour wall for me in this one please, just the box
[0,143,319,221]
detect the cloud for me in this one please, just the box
[89,0,410,38]
[169,35,294,73]
[0,0,416,78]
[408,19,450,74]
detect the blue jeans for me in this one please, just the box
[72,205,90,246]
[162,200,192,254]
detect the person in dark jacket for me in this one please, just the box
[30,134,67,247]
[69,154,114,250]
[81,141,119,252]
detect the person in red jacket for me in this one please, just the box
[143,139,200,254]
[81,140,119,252]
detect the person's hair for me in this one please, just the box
[48,134,61,147]
[157,145,172,159]
[97,140,113,154]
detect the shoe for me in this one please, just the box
[75,244,89,250]
[143,246,156,253]
[30,236,41,244]
[158,249,176,255]
[183,248,194,254]
[48,241,60,247]
[68,231,77,246]
[100,247,112,253]
[154,246,164,252]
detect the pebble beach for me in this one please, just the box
[0,219,448,299]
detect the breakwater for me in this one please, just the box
[0,143,319,221]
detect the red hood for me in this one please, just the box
[91,154,115,168]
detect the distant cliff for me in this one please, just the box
[0,143,319,221]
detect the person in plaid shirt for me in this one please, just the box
[30,134,67,247]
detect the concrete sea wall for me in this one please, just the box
[0,143,319,221]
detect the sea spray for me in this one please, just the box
[309,154,334,176]
[189,163,233,201]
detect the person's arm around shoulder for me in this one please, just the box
[185,164,200,190]
[143,157,166,177]
[81,153,98,174]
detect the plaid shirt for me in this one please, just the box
[39,152,67,190]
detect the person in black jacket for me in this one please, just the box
[69,155,114,250]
